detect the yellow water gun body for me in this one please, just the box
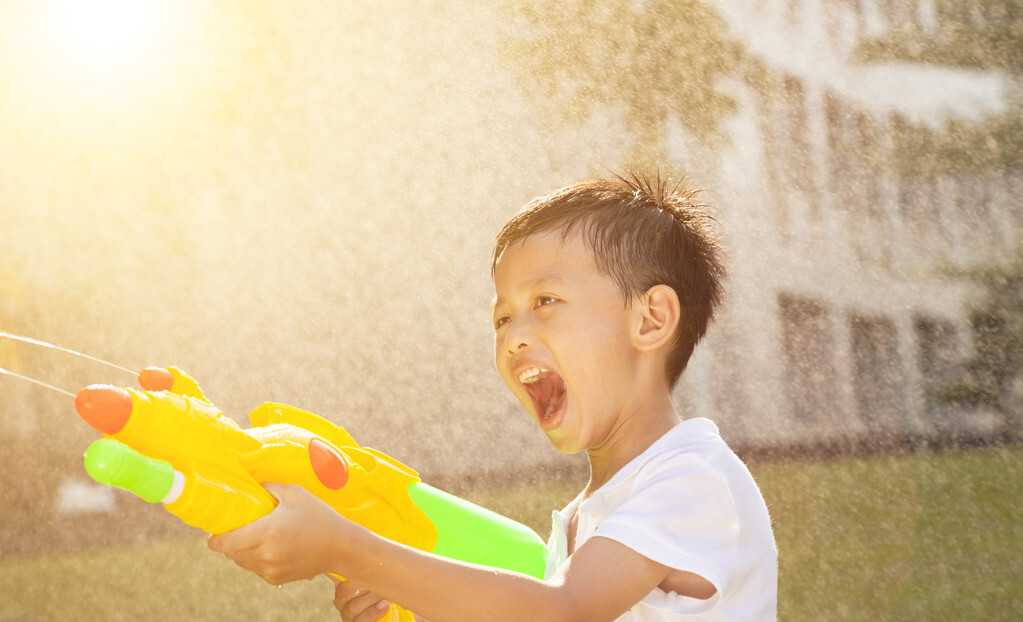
[74,367,547,622]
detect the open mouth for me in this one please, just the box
[523,370,567,426]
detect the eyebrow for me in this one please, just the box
[493,276,564,311]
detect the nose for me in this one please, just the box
[501,320,535,357]
[507,340,528,356]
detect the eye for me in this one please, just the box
[533,295,558,309]
[494,316,510,330]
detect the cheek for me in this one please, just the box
[568,318,630,369]
[493,336,508,374]
[567,327,631,408]
[493,343,520,394]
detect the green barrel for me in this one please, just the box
[83,438,176,504]
[408,483,548,579]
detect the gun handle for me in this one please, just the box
[165,469,277,535]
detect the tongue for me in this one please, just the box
[543,388,564,419]
[528,372,566,420]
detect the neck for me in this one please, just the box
[584,383,679,495]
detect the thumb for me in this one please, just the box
[207,533,223,552]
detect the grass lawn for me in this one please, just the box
[1,446,1019,621]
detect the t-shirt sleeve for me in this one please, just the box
[592,453,740,613]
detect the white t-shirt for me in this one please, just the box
[543,418,777,621]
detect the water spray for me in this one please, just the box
[0,330,162,400]
[0,366,76,398]
[0,330,137,376]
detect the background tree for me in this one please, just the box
[940,249,1023,441]
[501,1,743,170]
[857,0,1023,174]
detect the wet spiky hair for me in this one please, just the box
[491,172,726,387]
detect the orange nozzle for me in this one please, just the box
[138,367,174,391]
[309,439,348,490]
[74,385,133,434]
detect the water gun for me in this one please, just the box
[73,367,548,622]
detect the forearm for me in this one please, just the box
[339,526,579,622]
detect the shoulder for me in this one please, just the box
[625,418,731,480]
[630,448,733,502]
[635,446,720,478]
[594,449,739,537]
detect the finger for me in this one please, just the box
[230,555,297,588]
[339,589,378,620]
[340,589,387,621]
[209,532,261,555]
[226,547,268,573]
[334,579,365,603]
[353,599,390,622]
[219,550,268,581]
[208,515,272,554]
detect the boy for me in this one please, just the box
[209,174,778,621]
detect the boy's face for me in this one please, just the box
[492,229,636,453]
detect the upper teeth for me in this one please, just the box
[518,367,546,384]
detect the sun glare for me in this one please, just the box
[3,0,214,141]
[42,0,169,79]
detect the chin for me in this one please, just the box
[545,431,585,455]
[551,444,585,456]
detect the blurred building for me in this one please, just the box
[687,0,1020,450]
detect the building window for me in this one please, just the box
[891,112,913,219]
[850,315,908,434]
[854,111,882,212]
[825,92,851,208]
[955,171,996,255]
[783,76,809,179]
[935,2,974,32]
[853,111,890,264]
[782,75,817,215]
[786,0,801,25]
[778,294,839,423]
[848,0,865,37]
[1007,166,1023,230]
[892,112,946,241]
[831,96,890,264]
[880,0,919,28]
[978,2,1011,23]
[914,316,960,427]
[756,71,789,234]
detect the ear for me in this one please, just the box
[631,284,681,352]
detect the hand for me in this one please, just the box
[333,579,393,622]
[208,483,359,585]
